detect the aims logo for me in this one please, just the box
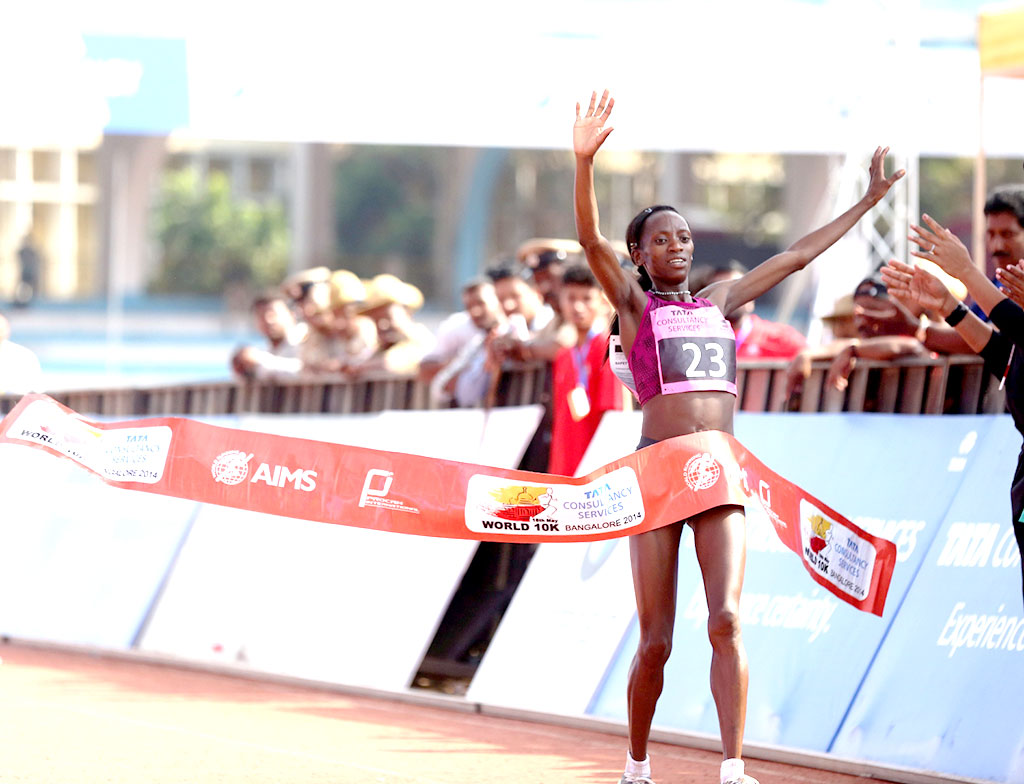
[211,450,317,492]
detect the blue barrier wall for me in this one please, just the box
[477,412,1023,783]
[831,417,1024,782]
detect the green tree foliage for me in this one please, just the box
[333,146,437,270]
[150,168,289,294]
[920,157,1024,233]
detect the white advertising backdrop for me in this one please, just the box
[137,406,544,692]
[0,445,199,649]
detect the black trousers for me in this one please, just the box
[1010,448,1024,609]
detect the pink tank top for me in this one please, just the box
[627,293,738,406]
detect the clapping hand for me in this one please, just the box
[996,261,1024,309]
[881,258,955,316]
[908,215,974,280]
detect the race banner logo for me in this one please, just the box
[9,398,171,484]
[0,394,897,615]
[684,452,721,491]
[211,450,254,486]
[800,498,877,603]
[465,467,645,537]
[358,469,421,514]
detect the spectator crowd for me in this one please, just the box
[223,182,1023,474]
[0,184,1020,482]
[229,239,635,473]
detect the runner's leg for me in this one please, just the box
[626,521,684,762]
[691,504,748,760]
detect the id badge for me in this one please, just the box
[568,384,591,421]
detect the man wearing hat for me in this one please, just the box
[785,268,934,400]
[281,267,332,317]
[296,274,343,373]
[323,270,379,372]
[288,269,379,375]
[346,274,435,376]
[516,238,582,311]
[820,294,857,340]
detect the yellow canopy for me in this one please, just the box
[972,4,1024,270]
[979,4,1024,76]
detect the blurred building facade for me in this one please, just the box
[0,136,820,308]
[2,2,1021,313]
[0,145,99,299]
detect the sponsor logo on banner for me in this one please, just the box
[358,469,421,514]
[250,462,317,491]
[683,452,721,491]
[465,467,645,536]
[212,450,254,485]
[936,521,1021,568]
[211,450,317,492]
[102,428,173,482]
[10,398,170,484]
[937,600,1024,658]
[753,477,786,531]
[800,498,876,602]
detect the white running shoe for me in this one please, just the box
[618,776,655,784]
[723,776,760,784]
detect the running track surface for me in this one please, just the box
[0,643,897,784]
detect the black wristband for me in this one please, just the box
[944,301,969,327]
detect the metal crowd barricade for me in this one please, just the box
[0,355,1006,418]
[739,354,1006,415]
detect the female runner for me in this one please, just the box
[573,90,903,784]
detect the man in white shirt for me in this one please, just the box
[487,264,555,336]
[484,263,562,366]
[0,312,42,395]
[230,294,308,380]
[419,278,526,407]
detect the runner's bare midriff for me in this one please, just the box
[640,390,735,441]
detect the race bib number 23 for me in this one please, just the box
[651,305,737,395]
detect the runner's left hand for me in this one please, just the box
[863,146,905,205]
